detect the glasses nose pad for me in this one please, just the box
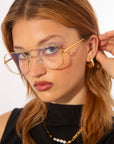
[37,57,43,64]
[38,59,43,64]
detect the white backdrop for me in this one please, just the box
[0,0,114,115]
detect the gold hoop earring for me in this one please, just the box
[87,58,95,68]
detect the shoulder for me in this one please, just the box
[0,108,22,142]
[0,111,11,140]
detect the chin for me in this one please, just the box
[38,93,61,103]
[39,97,57,103]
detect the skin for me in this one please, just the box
[96,31,114,79]
[0,18,113,140]
[12,18,98,105]
[0,111,11,140]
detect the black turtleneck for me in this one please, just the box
[1,103,114,144]
[30,103,83,144]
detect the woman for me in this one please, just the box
[0,0,114,144]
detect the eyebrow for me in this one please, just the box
[13,34,63,50]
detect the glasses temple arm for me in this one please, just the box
[62,38,85,53]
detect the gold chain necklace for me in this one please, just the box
[42,117,83,144]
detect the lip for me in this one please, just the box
[34,81,53,91]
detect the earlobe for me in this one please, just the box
[86,35,99,62]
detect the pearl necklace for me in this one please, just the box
[42,117,83,144]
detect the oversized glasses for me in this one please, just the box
[4,38,84,75]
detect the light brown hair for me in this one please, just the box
[1,0,114,144]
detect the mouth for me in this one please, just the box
[34,81,53,91]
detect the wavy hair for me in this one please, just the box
[1,0,114,144]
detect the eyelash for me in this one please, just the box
[46,42,64,49]
[15,42,65,55]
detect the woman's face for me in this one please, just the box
[12,18,88,105]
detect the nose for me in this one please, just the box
[28,58,47,78]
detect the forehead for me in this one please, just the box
[12,18,80,49]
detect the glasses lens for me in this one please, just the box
[40,46,64,69]
[4,52,29,74]
[4,46,64,75]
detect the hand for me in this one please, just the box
[96,30,114,79]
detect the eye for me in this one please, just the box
[43,45,59,56]
[18,52,27,60]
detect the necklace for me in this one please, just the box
[42,117,83,144]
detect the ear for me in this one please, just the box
[86,35,99,62]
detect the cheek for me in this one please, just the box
[24,75,34,89]
[53,55,86,91]
[57,49,86,83]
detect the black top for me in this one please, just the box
[0,103,114,144]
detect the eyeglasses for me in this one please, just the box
[4,38,84,75]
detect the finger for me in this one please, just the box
[96,51,108,66]
[105,47,114,55]
[99,46,114,56]
[101,43,114,55]
[99,40,108,48]
[105,30,114,38]
[98,34,108,41]
[99,30,114,40]
[96,51,114,79]
[99,38,114,47]
[99,39,114,52]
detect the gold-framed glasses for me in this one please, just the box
[4,38,84,75]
